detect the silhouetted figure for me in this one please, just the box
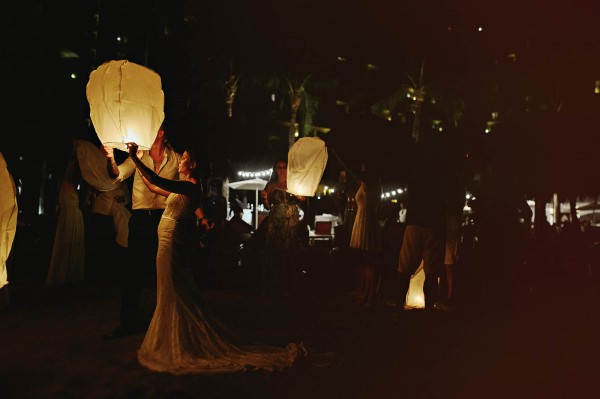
[260,157,306,297]
[438,169,465,308]
[396,141,446,311]
[46,148,85,287]
[476,153,532,310]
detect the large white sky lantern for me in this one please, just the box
[0,152,18,290]
[287,137,328,197]
[86,60,165,151]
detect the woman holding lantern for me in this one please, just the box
[260,157,306,297]
[126,143,308,375]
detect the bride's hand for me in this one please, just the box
[126,142,139,158]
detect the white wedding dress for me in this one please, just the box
[138,193,306,375]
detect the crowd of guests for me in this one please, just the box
[4,124,600,375]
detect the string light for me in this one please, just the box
[380,188,406,199]
[237,168,273,178]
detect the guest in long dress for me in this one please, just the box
[260,157,306,297]
[126,143,309,375]
[46,153,85,286]
[349,162,382,307]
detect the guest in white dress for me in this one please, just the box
[46,154,85,286]
[349,162,382,307]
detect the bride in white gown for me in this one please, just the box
[126,143,308,375]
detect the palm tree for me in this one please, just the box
[371,62,464,143]
[225,70,240,118]
[406,62,426,143]
[286,76,310,149]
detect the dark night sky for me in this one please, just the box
[1,0,600,216]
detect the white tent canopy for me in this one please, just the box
[227,178,268,229]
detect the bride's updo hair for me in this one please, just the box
[184,145,202,180]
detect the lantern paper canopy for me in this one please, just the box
[86,60,165,151]
[287,137,328,197]
[0,152,18,290]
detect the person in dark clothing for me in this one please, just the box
[396,141,447,311]
[101,126,182,339]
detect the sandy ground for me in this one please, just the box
[2,244,600,399]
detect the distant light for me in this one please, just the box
[329,188,335,193]
[397,189,403,193]
[294,131,299,137]
[391,191,396,195]
[447,26,452,31]
[116,36,122,42]
[478,27,483,32]
[70,73,77,79]
[491,111,499,119]
[485,128,491,134]
[466,194,472,199]
[19,155,24,161]
[595,81,600,94]
[337,56,347,62]
[271,93,276,102]
[236,168,272,178]
[438,127,443,132]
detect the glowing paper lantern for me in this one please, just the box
[0,152,18,289]
[86,60,165,151]
[406,264,425,309]
[287,137,328,197]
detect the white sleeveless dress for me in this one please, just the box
[138,193,306,375]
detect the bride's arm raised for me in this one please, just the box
[127,142,196,197]
[140,175,171,197]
